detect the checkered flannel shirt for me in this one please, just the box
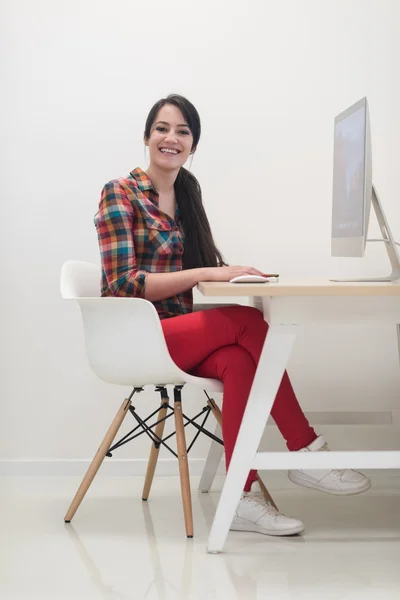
[94,167,193,320]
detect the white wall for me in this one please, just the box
[1,0,399,469]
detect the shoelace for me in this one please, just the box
[245,493,281,516]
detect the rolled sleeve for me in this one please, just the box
[94,181,148,297]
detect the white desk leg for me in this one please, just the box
[207,324,297,553]
[198,422,224,493]
[397,324,400,368]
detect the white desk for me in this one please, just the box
[197,279,400,553]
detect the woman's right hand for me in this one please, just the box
[201,265,265,282]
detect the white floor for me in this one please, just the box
[1,474,400,599]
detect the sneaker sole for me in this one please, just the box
[230,520,305,537]
[288,472,372,496]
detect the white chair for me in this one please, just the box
[60,260,226,538]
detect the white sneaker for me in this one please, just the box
[230,481,305,537]
[288,435,371,495]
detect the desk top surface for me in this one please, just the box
[197,279,400,297]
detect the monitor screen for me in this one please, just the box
[332,101,366,238]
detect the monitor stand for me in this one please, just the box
[330,185,400,282]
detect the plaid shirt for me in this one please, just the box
[94,167,193,320]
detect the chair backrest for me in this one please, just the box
[60,261,186,386]
[60,260,101,299]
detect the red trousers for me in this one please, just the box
[161,305,316,491]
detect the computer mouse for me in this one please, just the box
[229,275,270,283]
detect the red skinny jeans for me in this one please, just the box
[161,305,316,491]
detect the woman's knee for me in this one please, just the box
[191,344,256,387]
[215,345,255,377]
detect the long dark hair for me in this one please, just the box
[144,94,225,270]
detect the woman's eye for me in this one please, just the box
[155,126,190,135]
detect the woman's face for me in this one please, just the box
[145,104,194,171]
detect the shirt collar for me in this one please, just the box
[129,166,180,222]
[130,167,155,192]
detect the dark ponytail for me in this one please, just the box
[144,94,226,270]
[175,167,226,269]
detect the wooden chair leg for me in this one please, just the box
[207,398,223,425]
[207,398,279,511]
[64,397,131,523]
[174,388,194,538]
[142,392,169,501]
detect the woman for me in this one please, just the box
[94,94,370,537]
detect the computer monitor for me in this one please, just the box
[331,97,372,258]
[331,97,400,282]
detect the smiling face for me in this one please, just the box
[144,104,195,172]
